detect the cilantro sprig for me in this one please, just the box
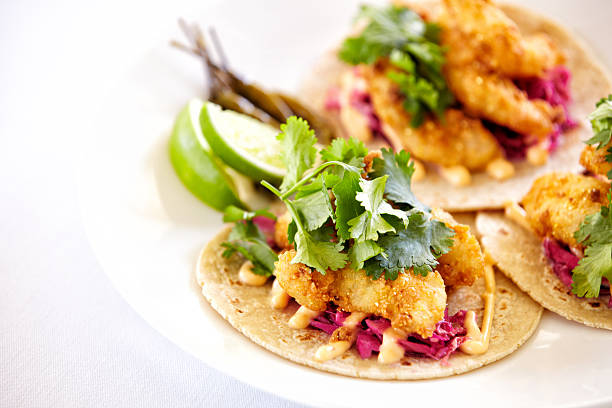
[338,5,453,127]
[221,210,278,277]
[572,193,612,297]
[572,95,612,297]
[259,116,454,279]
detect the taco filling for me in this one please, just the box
[499,96,612,315]
[221,116,497,365]
[324,0,574,186]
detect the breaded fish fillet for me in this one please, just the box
[275,250,447,338]
[444,66,563,139]
[521,173,610,248]
[363,64,503,170]
[439,0,563,78]
[432,208,485,287]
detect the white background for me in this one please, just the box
[1,1,611,407]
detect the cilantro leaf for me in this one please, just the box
[331,171,363,242]
[348,176,407,242]
[287,219,297,245]
[320,138,368,169]
[587,95,612,148]
[365,210,455,279]
[277,116,317,191]
[356,5,425,46]
[226,220,265,242]
[584,129,612,149]
[572,193,612,297]
[370,148,428,211]
[222,205,276,223]
[572,243,612,298]
[349,240,384,270]
[222,221,278,276]
[292,229,348,274]
[338,5,452,127]
[339,36,390,65]
[293,176,333,231]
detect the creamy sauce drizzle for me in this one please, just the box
[378,327,407,364]
[270,279,290,310]
[460,264,496,355]
[314,312,368,362]
[440,165,471,186]
[526,144,549,166]
[486,158,515,180]
[504,201,532,232]
[288,306,321,329]
[238,261,268,286]
[271,259,496,362]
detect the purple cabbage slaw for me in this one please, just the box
[493,66,576,159]
[310,305,468,363]
[543,238,612,308]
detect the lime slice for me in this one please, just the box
[200,102,286,184]
[169,99,246,211]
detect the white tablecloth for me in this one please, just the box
[1,0,610,407]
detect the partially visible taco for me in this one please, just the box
[477,97,612,330]
[197,227,541,379]
[301,0,612,211]
[195,117,542,379]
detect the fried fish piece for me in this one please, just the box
[363,64,503,170]
[432,208,485,287]
[439,0,563,78]
[580,143,612,178]
[444,65,563,140]
[432,0,564,139]
[275,250,446,337]
[521,173,610,248]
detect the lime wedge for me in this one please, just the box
[169,99,246,211]
[200,102,286,184]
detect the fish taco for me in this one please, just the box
[477,96,612,329]
[195,118,542,379]
[301,0,612,211]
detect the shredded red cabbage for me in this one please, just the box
[543,238,612,308]
[252,216,276,247]
[310,305,468,362]
[492,66,576,159]
[324,80,392,144]
[349,89,387,140]
[542,238,578,289]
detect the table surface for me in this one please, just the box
[1,0,610,407]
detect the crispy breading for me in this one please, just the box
[580,143,612,178]
[444,66,563,140]
[363,150,382,174]
[275,251,334,311]
[275,250,446,337]
[363,64,503,170]
[431,0,565,140]
[439,0,563,78]
[521,173,610,248]
[431,208,485,287]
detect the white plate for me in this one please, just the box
[78,1,612,406]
